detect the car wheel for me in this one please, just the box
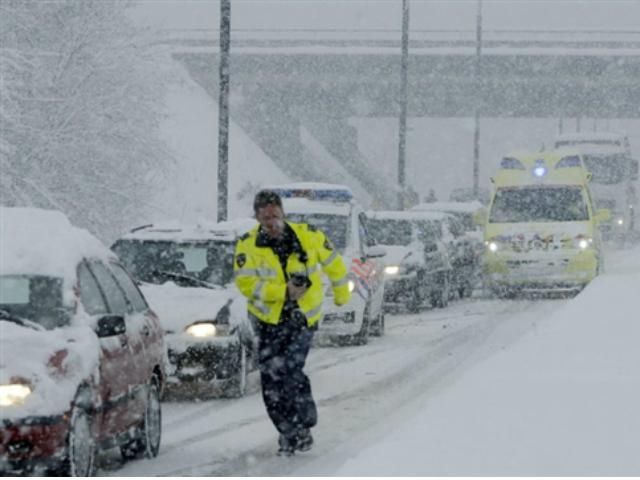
[121,378,162,461]
[224,344,248,398]
[353,306,370,346]
[432,272,450,308]
[370,311,385,337]
[62,404,96,476]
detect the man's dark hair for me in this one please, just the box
[253,190,283,213]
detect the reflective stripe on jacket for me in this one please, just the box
[234,222,351,326]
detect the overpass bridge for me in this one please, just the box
[162,29,640,206]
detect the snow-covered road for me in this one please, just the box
[104,292,566,476]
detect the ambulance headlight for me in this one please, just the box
[575,236,593,250]
[384,265,400,275]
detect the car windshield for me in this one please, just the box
[582,153,627,185]
[0,275,69,329]
[367,219,413,246]
[286,214,348,251]
[489,186,589,223]
[112,239,235,286]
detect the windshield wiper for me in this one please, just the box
[0,309,45,331]
[152,270,222,290]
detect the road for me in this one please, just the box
[102,292,566,476]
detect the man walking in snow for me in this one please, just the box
[234,190,351,455]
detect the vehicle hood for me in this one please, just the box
[379,245,423,266]
[0,322,100,420]
[140,282,247,333]
[485,221,593,252]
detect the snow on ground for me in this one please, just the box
[150,57,290,225]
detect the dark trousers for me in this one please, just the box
[255,318,317,438]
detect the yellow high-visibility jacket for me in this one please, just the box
[234,222,351,326]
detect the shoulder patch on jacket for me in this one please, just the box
[236,253,246,267]
[239,232,250,241]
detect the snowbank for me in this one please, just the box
[151,58,290,225]
[334,249,640,475]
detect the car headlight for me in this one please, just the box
[0,384,32,407]
[384,265,400,275]
[575,236,593,250]
[185,321,232,338]
[348,279,355,292]
[616,217,624,226]
[485,240,499,253]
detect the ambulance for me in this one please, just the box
[482,149,610,297]
[265,183,387,345]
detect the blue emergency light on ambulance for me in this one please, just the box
[532,159,547,178]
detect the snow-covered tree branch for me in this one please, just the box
[0,0,173,241]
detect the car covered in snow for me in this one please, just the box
[265,183,387,345]
[364,210,452,311]
[111,218,257,398]
[0,207,165,476]
[411,201,485,298]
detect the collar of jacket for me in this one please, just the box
[255,221,295,248]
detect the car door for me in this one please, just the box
[109,262,164,382]
[77,261,133,440]
[357,212,385,315]
[87,261,146,433]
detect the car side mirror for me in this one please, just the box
[365,245,387,259]
[96,315,126,338]
[473,208,487,226]
[595,208,611,224]
[424,241,438,253]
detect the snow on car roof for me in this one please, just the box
[263,182,354,203]
[0,207,113,284]
[365,209,449,221]
[410,201,483,214]
[554,131,627,143]
[119,217,256,242]
[283,197,351,216]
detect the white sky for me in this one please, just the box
[130,0,640,31]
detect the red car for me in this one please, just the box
[0,207,165,476]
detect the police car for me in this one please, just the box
[111,218,258,398]
[265,183,387,345]
[481,149,610,297]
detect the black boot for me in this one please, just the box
[277,434,295,456]
[295,428,314,452]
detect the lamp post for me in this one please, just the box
[473,0,482,200]
[217,0,231,222]
[397,0,409,210]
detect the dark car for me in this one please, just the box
[111,218,258,399]
[0,207,165,476]
[365,210,452,312]
[411,202,485,298]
